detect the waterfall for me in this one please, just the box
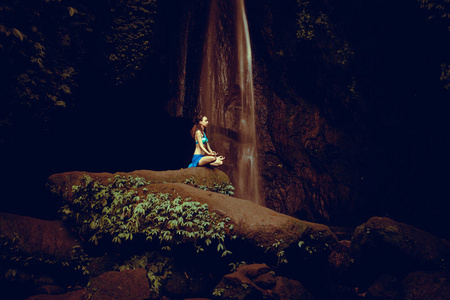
[198,0,262,205]
[235,0,261,204]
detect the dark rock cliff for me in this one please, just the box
[166,0,367,225]
[163,0,450,236]
[247,0,368,224]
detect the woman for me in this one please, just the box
[188,115,225,168]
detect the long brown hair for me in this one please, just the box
[190,115,206,138]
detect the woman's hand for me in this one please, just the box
[211,151,218,156]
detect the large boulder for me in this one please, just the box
[365,274,401,300]
[47,169,338,261]
[0,213,82,299]
[148,182,337,252]
[0,213,78,259]
[47,168,230,204]
[86,268,151,300]
[351,217,450,273]
[401,271,450,300]
[272,276,314,300]
[213,263,313,300]
[26,289,86,300]
[327,240,353,278]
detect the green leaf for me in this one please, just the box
[11,28,26,41]
[55,101,66,107]
[68,7,78,17]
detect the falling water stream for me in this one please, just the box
[198,0,262,204]
[234,0,261,204]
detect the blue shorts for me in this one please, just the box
[188,154,204,168]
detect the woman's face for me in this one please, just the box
[199,116,209,128]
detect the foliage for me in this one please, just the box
[296,1,329,41]
[256,231,333,266]
[0,0,159,143]
[297,231,332,256]
[0,0,93,131]
[293,0,361,120]
[417,0,450,89]
[212,287,226,297]
[228,261,247,272]
[0,234,90,276]
[264,239,288,266]
[296,0,354,67]
[418,0,450,22]
[105,0,157,84]
[115,251,172,295]
[184,177,235,196]
[59,174,234,256]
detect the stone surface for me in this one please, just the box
[0,213,78,259]
[47,168,230,205]
[351,217,450,272]
[214,264,313,300]
[366,274,400,300]
[35,285,65,295]
[272,276,314,300]
[328,240,353,279]
[86,268,150,300]
[401,271,450,300]
[234,264,271,279]
[163,269,214,298]
[26,289,86,300]
[254,272,276,289]
[214,264,270,299]
[220,272,264,299]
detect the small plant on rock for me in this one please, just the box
[115,251,173,295]
[184,177,235,196]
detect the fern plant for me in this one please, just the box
[184,177,235,196]
[60,175,234,257]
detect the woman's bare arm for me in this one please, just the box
[195,130,212,155]
[206,142,216,155]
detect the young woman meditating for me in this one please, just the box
[188,115,225,168]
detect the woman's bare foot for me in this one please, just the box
[210,156,224,167]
